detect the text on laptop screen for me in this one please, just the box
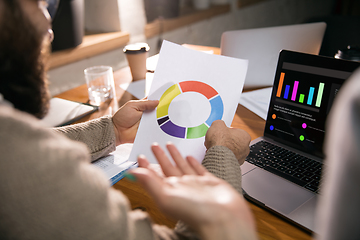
[265,50,360,158]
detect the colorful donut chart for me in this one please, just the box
[156,81,224,139]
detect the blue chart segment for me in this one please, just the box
[156,81,224,139]
[206,95,223,126]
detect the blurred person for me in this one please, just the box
[314,68,360,240]
[0,0,256,239]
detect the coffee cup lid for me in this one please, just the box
[123,43,150,54]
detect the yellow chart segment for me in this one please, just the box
[156,84,181,118]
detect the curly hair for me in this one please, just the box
[0,0,50,119]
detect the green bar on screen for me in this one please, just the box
[315,83,325,107]
[299,94,305,103]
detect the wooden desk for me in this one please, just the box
[55,45,312,240]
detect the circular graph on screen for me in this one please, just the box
[156,80,224,139]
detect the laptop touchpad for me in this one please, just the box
[242,168,314,215]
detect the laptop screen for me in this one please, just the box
[264,50,360,158]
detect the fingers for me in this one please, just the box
[130,99,159,112]
[166,143,197,175]
[129,168,164,199]
[137,154,150,168]
[150,142,205,177]
[210,119,227,128]
[204,120,227,150]
[186,156,208,176]
[151,143,183,176]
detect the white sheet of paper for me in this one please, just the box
[129,41,248,164]
[119,73,155,99]
[120,79,146,99]
[239,87,272,120]
[92,143,135,185]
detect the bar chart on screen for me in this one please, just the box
[275,72,325,112]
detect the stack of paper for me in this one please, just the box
[92,143,136,185]
[239,87,272,120]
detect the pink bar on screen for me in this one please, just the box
[291,81,299,101]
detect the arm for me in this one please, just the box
[54,99,158,161]
[0,108,168,240]
[203,120,251,193]
[54,116,116,161]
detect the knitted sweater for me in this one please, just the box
[0,104,242,240]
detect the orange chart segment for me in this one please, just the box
[179,81,217,99]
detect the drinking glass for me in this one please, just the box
[84,66,115,106]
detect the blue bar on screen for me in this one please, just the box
[307,87,315,105]
[284,85,290,99]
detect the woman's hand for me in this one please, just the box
[130,143,257,240]
[112,99,158,145]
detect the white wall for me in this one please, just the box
[48,0,335,96]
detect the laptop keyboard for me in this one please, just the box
[246,140,323,193]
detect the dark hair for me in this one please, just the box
[0,0,50,119]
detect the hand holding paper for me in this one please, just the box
[205,120,251,165]
[112,99,159,145]
[129,41,248,164]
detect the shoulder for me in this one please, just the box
[0,105,90,175]
[0,106,135,239]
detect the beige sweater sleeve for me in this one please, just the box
[54,116,116,161]
[202,145,242,193]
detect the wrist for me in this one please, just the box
[198,215,257,240]
[112,119,121,146]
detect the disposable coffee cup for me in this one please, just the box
[123,43,150,81]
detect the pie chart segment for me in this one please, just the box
[160,120,186,139]
[179,81,218,99]
[156,81,224,139]
[206,95,224,126]
[156,84,181,119]
[187,123,209,139]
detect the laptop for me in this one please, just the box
[241,50,360,233]
[220,22,326,89]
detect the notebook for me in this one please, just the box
[241,50,360,233]
[220,22,326,89]
[40,98,97,127]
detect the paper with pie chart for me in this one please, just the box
[129,41,248,164]
[157,81,223,139]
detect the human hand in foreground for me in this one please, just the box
[205,120,251,165]
[112,99,158,145]
[130,143,257,240]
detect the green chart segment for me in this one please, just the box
[156,81,224,139]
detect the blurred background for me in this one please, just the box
[47,0,359,96]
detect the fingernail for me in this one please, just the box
[137,154,146,159]
[152,142,159,146]
[124,172,137,182]
[166,141,173,145]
